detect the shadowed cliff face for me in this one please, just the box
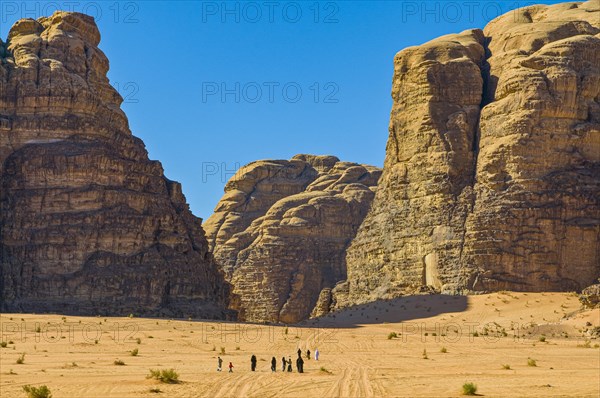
[204,155,381,323]
[0,12,231,318]
[339,0,600,308]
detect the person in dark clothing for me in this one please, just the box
[281,356,287,371]
[217,356,223,371]
[306,349,311,360]
[251,354,257,371]
[296,356,304,373]
[271,357,277,372]
[297,348,302,358]
[287,356,292,372]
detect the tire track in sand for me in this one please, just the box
[324,363,380,397]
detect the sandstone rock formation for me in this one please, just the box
[0,12,230,318]
[204,155,381,323]
[339,0,600,307]
[580,284,600,308]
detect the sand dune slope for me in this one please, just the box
[1,292,598,397]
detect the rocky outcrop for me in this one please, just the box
[580,284,600,308]
[0,12,230,318]
[340,0,600,307]
[204,155,381,323]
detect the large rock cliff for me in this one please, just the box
[340,0,600,307]
[0,12,230,318]
[204,155,380,323]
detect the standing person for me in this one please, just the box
[315,348,319,361]
[271,357,277,372]
[306,349,311,360]
[217,356,223,371]
[297,348,302,358]
[228,362,234,373]
[281,356,287,371]
[251,354,257,371]
[296,355,304,373]
[287,356,292,372]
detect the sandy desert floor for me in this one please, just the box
[1,292,599,398]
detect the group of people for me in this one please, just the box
[217,348,320,373]
[216,356,234,372]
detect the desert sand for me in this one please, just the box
[1,292,598,398]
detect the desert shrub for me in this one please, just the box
[136,338,141,344]
[387,332,397,340]
[539,336,546,342]
[422,349,428,359]
[114,359,125,366]
[577,340,591,348]
[0,341,7,348]
[148,368,179,384]
[22,385,52,398]
[440,347,447,353]
[502,364,511,370]
[527,358,537,367]
[462,382,477,396]
[319,366,332,374]
[220,347,226,355]
[149,388,162,393]
[16,353,25,364]
[130,348,139,356]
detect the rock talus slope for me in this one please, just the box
[341,0,600,307]
[204,155,381,323]
[0,12,230,318]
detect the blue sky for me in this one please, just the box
[1,0,565,219]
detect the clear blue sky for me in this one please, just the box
[1,0,565,220]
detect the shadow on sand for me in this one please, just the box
[296,294,469,329]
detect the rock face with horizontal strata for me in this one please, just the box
[339,0,600,308]
[204,154,381,323]
[0,12,231,318]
